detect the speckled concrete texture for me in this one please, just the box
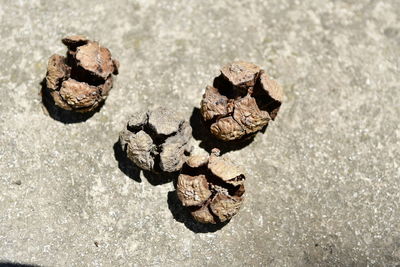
[0,0,399,266]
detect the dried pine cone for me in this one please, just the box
[200,61,283,141]
[177,149,245,224]
[119,107,193,173]
[44,35,119,113]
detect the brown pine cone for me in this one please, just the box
[44,35,119,113]
[200,61,283,141]
[177,149,245,224]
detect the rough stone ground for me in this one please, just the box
[0,0,399,266]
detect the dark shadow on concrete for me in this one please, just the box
[143,171,178,186]
[0,262,40,267]
[190,107,260,155]
[167,191,228,233]
[113,141,141,183]
[40,79,102,124]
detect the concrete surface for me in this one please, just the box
[0,0,399,266]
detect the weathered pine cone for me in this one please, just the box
[44,35,119,113]
[200,61,283,141]
[119,107,193,173]
[177,149,245,224]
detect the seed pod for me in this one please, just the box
[119,108,193,173]
[177,149,245,224]
[200,61,283,141]
[44,35,119,113]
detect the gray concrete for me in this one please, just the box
[0,0,399,266]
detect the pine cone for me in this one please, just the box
[200,61,283,141]
[119,108,193,173]
[177,149,245,224]
[44,35,119,113]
